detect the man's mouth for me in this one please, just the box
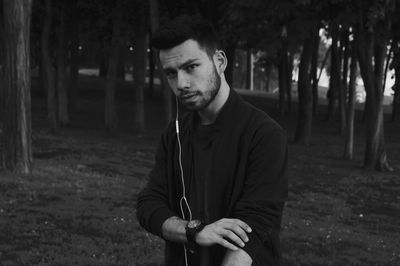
[179,92,198,100]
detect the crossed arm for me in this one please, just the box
[161,216,253,266]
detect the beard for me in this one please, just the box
[179,65,221,111]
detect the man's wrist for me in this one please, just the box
[161,216,189,242]
[185,219,206,253]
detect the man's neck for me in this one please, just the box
[198,81,230,125]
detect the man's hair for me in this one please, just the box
[151,14,220,57]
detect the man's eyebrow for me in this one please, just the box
[163,58,199,73]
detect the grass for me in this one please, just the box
[1,76,400,265]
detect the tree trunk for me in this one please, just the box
[41,0,57,132]
[355,19,391,171]
[147,41,155,99]
[149,0,172,125]
[326,24,340,121]
[133,22,147,132]
[294,35,314,145]
[56,3,69,126]
[278,27,289,118]
[265,65,272,92]
[286,53,293,114]
[69,0,79,114]
[391,42,400,121]
[338,29,350,135]
[317,46,331,85]
[1,0,33,173]
[99,41,109,77]
[104,2,122,134]
[245,47,253,90]
[311,26,320,117]
[117,47,125,80]
[0,2,5,127]
[344,42,357,160]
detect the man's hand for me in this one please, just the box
[222,249,252,266]
[195,218,252,251]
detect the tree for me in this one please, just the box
[354,0,394,171]
[344,38,358,160]
[149,0,173,125]
[56,0,70,126]
[1,0,33,173]
[41,0,57,132]
[133,10,147,132]
[325,23,341,122]
[310,24,321,117]
[68,0,80,114]
[278,25,291,117]
[390,37,400,121]
[104,1,123,134]
[294,26,316,145]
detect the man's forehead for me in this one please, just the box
[159,39,208,66]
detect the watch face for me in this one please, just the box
[188,219,201,229]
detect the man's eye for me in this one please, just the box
[186,64,198,71]
[166,72,176,79]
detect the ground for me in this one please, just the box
[1,76,400,265]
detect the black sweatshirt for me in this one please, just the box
[136,89,288,265]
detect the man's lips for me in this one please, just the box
[179,92,199,100]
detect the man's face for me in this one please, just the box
[159,39,221,111]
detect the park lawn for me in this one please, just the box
[1,80,400,265]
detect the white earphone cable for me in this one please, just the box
[175,97,192,266]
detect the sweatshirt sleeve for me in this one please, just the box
[136,130,176,239]
[233,125,288,265]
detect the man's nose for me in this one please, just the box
[176,71,190,91]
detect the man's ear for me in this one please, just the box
[214,50,227,75]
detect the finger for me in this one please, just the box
[225,224,249,243]
[221,229,245,247]
[217,238,239,251]
[231,219,252,233]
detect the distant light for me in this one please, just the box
[235,63,239,67]
[129,46,134,51]
[147,48,151,53]
[78,45,82,50]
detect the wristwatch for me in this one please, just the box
[185,219,205,253]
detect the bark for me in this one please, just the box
[287,53,293,114]
[326,24,340,121]
[391,43,400,121]
[99,41,108,77]
[355,15,392,171]
[1,0,33,173]
[294,35,314,145]
[133,21,147,132]
[265,65,272,92]
[344,42,357,160]
[117,47,125,80]
[245,47,253,90]
[56,3,69,126]
[311,27,320,117]
[278,27,290,117]
[149,0,172,125]
[104,2,122,134]
[339,30,350,135]
[317,46,331,85]
[0,3,4,126]
[41,0,57,132]
[69,0,79,114]
[147,42,155,99]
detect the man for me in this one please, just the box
[136,15,288,266]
